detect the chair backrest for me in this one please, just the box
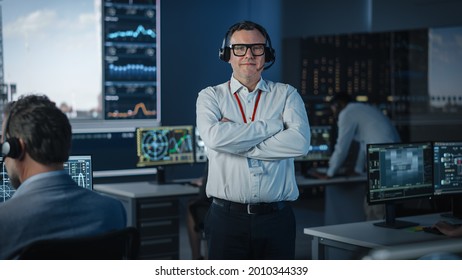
[12,227,140,260]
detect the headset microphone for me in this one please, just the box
[263,59,275,71]
[256,63,266,72]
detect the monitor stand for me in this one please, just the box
[373,203,419,229]
[156,166,166,185]
[441,195,462,220]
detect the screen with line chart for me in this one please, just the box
[136,126,194,167]
[0,155,93,203]
[103,0,160,120]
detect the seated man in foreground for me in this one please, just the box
[0,94,127,259]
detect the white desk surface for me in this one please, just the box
[94,181,199,198]
[304,213,456,249]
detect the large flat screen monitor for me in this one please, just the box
[433,141,462,218]
[366,142,434,228]
[1,155,93,203]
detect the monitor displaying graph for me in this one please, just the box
[136,126,194,167]
[103,0,160,120]
[0,155,93,203]
[63,155,93,190]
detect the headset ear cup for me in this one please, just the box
[265,47,275,63]
[223,47,230,62]
[219,48,224,61]
[219,47,231,62]
[219,35,229,62]
[2,138,22,159]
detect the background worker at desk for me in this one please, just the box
[312,92,401,220]
[196,20,310,259]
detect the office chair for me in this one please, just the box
[11,227,140,260]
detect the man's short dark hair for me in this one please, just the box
[4,94,72,164]
[225,20,269,45]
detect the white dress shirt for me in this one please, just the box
[327,102,401,177]
[196,76,310,203]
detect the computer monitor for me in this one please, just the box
[433,141,462,219]
[63,155,93,190]
[296,125,333,176]
[0,155,93,203]
[366,142,434,228]
[296,125,332,161]
[136,125,194,184]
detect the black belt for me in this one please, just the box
[212,198,288,215]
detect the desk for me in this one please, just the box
[297,175,367,225]
[304,213,459,259]
[95,181,198,259]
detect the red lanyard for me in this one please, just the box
[230,83,262,123]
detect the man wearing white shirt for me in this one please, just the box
[196,21,310,259]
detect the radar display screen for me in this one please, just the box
[136,125,194,167]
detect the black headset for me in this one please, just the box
[2,102,22,159]
[218,21,275,70]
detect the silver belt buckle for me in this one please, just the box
[247,204,255,215]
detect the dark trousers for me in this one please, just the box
[204,201,296,260]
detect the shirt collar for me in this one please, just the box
[229,75,268,95]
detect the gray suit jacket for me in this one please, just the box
[0,171,126,259]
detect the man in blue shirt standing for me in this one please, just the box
[196,21,311,259]
[0,94,126,259]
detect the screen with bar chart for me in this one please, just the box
[0,155,93,203]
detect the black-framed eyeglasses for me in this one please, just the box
[229,44,266,57]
